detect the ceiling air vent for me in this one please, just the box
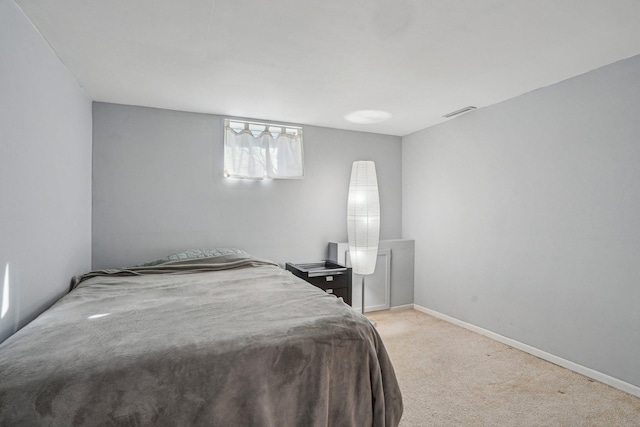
[443,106,477,118]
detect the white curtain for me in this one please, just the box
[224,123,304,179]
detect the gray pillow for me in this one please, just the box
[133,248,249,267]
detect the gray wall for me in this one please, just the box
[0,0,92,343]
[403,54,640,387]
[92,103,402,269]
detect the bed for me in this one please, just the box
[0,249,402,426]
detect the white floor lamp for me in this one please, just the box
[347,161,380,319]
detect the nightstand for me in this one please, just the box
[285,261,352,306]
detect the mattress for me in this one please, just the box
[0,252,402,426]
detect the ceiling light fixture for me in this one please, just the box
[344,110,391,124]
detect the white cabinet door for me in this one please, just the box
[347,248,391,313]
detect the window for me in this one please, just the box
[224,119,304,180]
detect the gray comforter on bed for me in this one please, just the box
[0,254,402,426]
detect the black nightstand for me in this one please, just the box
[285,261,352,306]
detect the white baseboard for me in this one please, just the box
[413,304,640,399]
[354,304,391,313]
[390,304,414,312]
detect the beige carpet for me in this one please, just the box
[368,309,640,426]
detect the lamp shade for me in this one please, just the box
[347,161,380,275]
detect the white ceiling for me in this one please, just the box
[15,0,640,136]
